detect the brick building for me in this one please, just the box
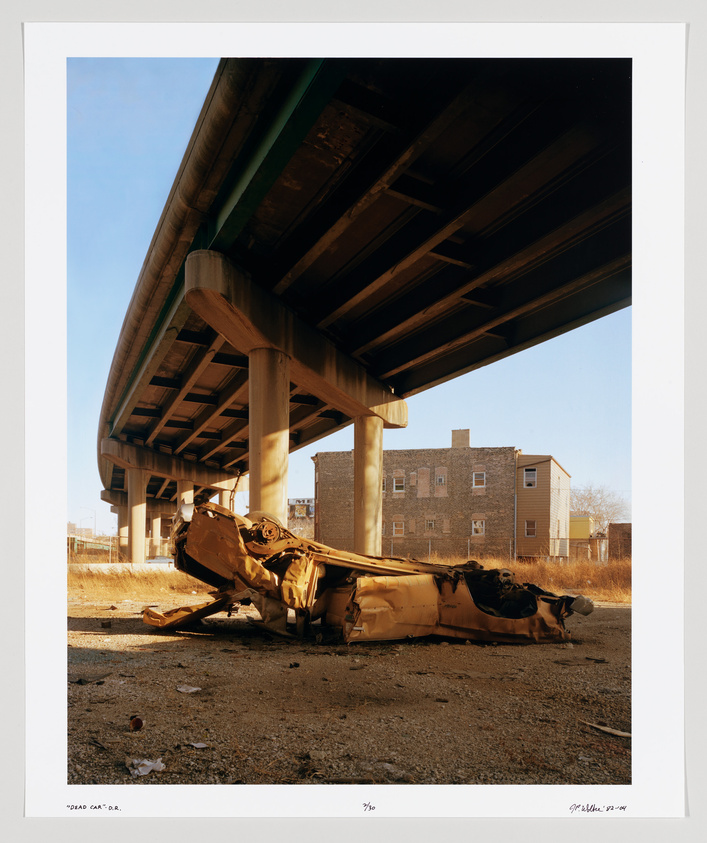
[313,429,570,562]
[608,522,632,560]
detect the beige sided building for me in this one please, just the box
[515,454,571,560]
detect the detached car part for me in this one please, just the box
[143,502,592,643]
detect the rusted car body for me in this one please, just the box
[143,503,592,643]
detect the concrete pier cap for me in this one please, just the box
[185,248,406,548]
[184,250,408,429]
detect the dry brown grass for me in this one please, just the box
[511,556,631,604]
[428,553,632,604]
[67,552,631,605]
[67,559,209,600]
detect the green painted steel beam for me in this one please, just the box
[209,58,350,253]
[110,292,191,437]
[109,59,350,445]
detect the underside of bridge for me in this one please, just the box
[97,57,631,562]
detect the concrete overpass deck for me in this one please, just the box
[97,57,631,561]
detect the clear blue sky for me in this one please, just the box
[67,57,632,536]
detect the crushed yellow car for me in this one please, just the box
[143,502,592,643]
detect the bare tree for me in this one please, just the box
[570,484,630,535]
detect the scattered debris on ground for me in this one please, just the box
[68,597,630,786]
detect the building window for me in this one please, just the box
[473,471,486,488]
[382,477,386,492]
[425,519,435,532]
[472,519,485,536]
[417,467,430,498]
[434,467,448,497]
[524,467,537,488]
[525,520,537,538]
[392,521,404,536]
[393,476,405,492]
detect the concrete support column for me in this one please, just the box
[249,347,290,524]
[218,489,233,510]
[117,505,128,556]
[177,480,194,507]
[127,468,147,564]
[353,414,384,556]
[150,513,162,557]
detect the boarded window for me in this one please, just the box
[417,467,430,498]
[382,477,386,492]
[525,520,537,538]
[524,468,537,488]
[409,472,417,487]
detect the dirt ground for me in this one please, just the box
[67,595,631,786]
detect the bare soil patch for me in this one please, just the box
[68,594,630,786]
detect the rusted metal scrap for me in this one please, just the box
[142,502,592,643]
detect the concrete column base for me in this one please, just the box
[249,347,290,524]
[354,415,384,556]
[117,505,128,556]
[127,468,147,564]
[150,513,162,557]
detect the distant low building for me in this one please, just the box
[287,497,315,538]
[570,515,595,540]
[313,430,570,562]
[608,522,632,560]
[67,522,94,540]
[288,498,315,520]
[569,514,607,563]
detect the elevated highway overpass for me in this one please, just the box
[97,57,631,562]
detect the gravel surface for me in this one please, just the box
[68,595,630,786]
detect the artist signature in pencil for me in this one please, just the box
[569,803,627,814]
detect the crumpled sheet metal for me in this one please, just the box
[280,553,320,610]
[344,575,440,641]
[142,595,231,628]
[154,503,582,643]
[185,508,281,595]
[331,574,571,644]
